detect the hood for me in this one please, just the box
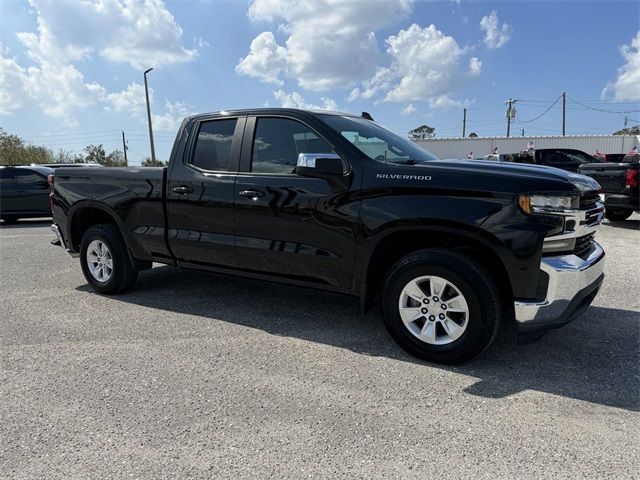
[385,159,600,195]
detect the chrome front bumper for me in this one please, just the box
[514,241,605,329]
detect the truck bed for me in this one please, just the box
[53,166,169,260]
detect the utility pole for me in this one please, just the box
[562,92,566,136]
[505,98,515,138]
[144,67,156,163]
[521,129,525,137]
[624,116,628,127]
[462,108,467,138]
[121,131,128,166]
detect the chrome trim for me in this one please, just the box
[297,153,341,168]
[542,201,604,247]
[50,224,79,258]
[514,241,605,324]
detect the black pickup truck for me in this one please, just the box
[579,153,639,221]
[50,108,606,364]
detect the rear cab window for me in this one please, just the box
[190,118,238,172]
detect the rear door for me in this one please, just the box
[14,168,50,214]
[0,168,18,215]
[233,115,357,290]
[166,116,245,268]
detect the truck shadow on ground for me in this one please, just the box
[0,219,51,228]
[603,219,640,231]
[79,265,640,412]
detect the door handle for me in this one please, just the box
[172,185,193,195]
[238,190,265,198]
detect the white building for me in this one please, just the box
[415,135,640,159]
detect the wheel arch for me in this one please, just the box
[360,225,514,313]
[68,201,124,252]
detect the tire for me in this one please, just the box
[80,224,138,294]
[604,208,633,221]
[1,215,19,224]
[382,249,502,364]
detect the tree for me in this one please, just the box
[141,157,168,167]
[52,149,83,164]
[0,128,53,165]
[613,126,640,135]
[468,132,478,138]
[105,149,127,167]
[408,124,436,141]
[82,144,107,165]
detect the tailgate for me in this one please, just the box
[578,164,628,194]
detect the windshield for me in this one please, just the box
[319,115,439,164]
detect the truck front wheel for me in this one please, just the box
[80,224,138,294]
[604,208,633,221]
[382,249,502,364]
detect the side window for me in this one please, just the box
[14,169,44,185]
[191,118,238,171]
[0,169,16,185]
[541,151,570,166]
[251,118,334,174]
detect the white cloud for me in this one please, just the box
[153,100,192,132]
[104,83,192,132]
[479,11,511,49]
[602,31,640,101]
[273,90,338,110]
[237,0,414,91]
[0,56,28,115]
[21,0,196,69]
[0,0,195,125]
[356,24,480,107]
[104,83,147,113]
[400,103,417,115]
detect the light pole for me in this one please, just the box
[144,68,156,163]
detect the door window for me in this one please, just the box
[251,118,334,174]
[191,119,238,172]
[14,169,45,185]
[0,169,16,185]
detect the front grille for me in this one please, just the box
[580,192,600,210]
[574,233,596,259]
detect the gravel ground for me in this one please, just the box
[1,215,639,479]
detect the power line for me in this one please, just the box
[517,95,562,124]
[568,96,640,114]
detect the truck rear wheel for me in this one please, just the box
[80,224,138,294]
[604,208,633,221]
[382,249,502,364]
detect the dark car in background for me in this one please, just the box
[579,153,639,221]
[503,148,603,172]
[31,163,103,169]
[0,165,53,223]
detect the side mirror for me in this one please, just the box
[296,153,344,178]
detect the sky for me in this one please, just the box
[1,0,639,164]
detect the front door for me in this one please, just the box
[166,116,244,268]
[234,115,358,291]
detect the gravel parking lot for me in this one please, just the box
[1,216,639,479]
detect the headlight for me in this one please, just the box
[518,194,577,214]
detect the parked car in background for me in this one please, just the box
[603,153,627,163]
[579,153,639,221]
[0,165,53,223]
[504,148,603,172]
[31,163,103,169]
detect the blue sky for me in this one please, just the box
[1,0,639,164]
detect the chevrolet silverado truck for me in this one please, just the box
[579,153,639,221]
[50,109,606,364]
